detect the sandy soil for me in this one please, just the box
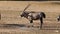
[0,1,60,34]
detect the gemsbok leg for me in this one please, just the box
[40,18,43,29]
[30,19,33,27]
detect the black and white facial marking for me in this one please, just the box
[20,11,30,18]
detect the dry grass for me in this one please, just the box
[0,1,60,34]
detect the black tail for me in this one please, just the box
[40,12,46,18]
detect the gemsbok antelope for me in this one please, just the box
[20,4,46,29]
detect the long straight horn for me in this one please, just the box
[23,4,31,12]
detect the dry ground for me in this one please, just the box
[0,1,60,34]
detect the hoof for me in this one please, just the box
[27,26,30,28]
[32,25,34,27]
[37,26,39,28]
[40,27,42,29]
